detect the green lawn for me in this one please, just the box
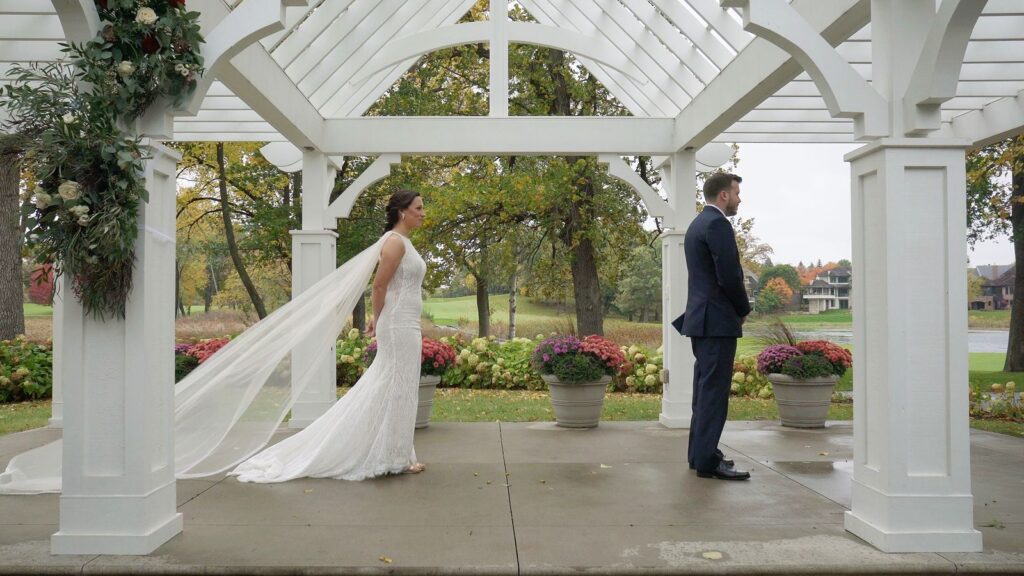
[23,303,53,317]
[424,294,573,326]
[3,391,1017,438]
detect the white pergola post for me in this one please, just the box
[47,288,63,429]
[288,150,339,429]
[842,0,981,553]
[659,149,696,428]
[52,142,182,555]
[843,140,981,553]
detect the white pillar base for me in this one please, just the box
[52,481,183,555]
[845,511,982,553]
[289,229,339,429]
[658,404,691,429]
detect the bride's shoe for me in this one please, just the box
[403,463,426,474]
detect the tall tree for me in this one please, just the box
[0,135,25,339]
[966,136,1024,370]
[216,143,266,318]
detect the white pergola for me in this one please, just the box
[3,0,1024,557]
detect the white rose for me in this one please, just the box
[135,7,158,25]
[174,63,189,77]
[69,205,90,217]
[58,180,81,201]
[62,113,75,124]
[117,60,136,77]
[77,215,90,227]
[34,192,52,209]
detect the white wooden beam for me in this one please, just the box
[321,117,675,155]
[490,0,509,117]
[350,22,651,87]
[323,154,402,227]
[943,89,1024,146]
[598,154,676,222]
[673,0,870,150]
[50,0,99,43]
[904,0,989,134]
[724,0,888,139]
[326,0,473,118]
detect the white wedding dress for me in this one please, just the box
[231,232,426,482]
[0,231,425,493]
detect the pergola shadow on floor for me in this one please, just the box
[1,421,1021,575]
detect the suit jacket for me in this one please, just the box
[672,207,751,338]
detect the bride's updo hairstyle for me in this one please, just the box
[384,189,421,232]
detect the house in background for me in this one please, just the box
[802,266,851,313]
[971,265,1015,310]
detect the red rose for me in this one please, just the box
[169,0,186,7]
[96,0,108,8]
[142,35,160,54]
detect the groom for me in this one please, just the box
[672,173,751,481]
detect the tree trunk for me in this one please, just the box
[1005,158,1024,371]
[352,293,366,333]
[0,141,25,340]
[204,263,215,313]
[175,260,184,318]
[508,267,517,340]
[476,274,490,338]
[570,234,603,336]
[217,143,267,319]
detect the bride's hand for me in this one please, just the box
[366,319,376,338]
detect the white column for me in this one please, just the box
[843,139,981,553]
[52,142,182,555]
[659,150,697,428]
[288,150,339,428]
[288,229,339,428]
[47,287,63,429]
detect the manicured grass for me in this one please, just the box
[22,303,53,317]
[424,294,571,326]
[0,400,50,436]
[970,419,1024,438]
[970,353,1008,372]
[969,310,1011,329]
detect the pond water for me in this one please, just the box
[793,329,1009,353]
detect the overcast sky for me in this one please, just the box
[731,143,1015,268]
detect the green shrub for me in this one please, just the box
[0,337,53,403]
[336,329,372,387]
[617,344,664,393]
[730,355,772,398]
[444,334,546,390]
[174,353,199,382]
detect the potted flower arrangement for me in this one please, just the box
[364,336,457,428]
[756,340,852,428]
[531,335,626,428]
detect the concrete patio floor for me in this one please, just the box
[1,421,1022,575]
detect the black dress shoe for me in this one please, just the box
[689,458,734,470]
[696,462,750,480]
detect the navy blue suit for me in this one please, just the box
[671,206,750,473]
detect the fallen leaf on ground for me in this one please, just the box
[379,556,392,564]
[702,551,723,560]
[818,451,830,456]
[600,464,612,469]
[303,489,313,493]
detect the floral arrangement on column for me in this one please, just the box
[0,0,204,318]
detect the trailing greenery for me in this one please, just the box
[1,0,203,319]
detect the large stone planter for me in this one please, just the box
[767,373,839,428]
[542,374,611,428]
[416,375,441,429]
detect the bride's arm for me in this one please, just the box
[367,236,406,337]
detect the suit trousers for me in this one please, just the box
[687,337,737,473]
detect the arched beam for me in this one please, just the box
[904,0,988,135]
[323,154,402,228]
[724,0,888,139]
[184,0,310,115]
[51,0,100,43]
[598,154,677,226]
[350,21,649,87]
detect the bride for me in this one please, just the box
[231,189,428,482]
[0,190,429,493]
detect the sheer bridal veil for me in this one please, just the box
[0,234,392,493]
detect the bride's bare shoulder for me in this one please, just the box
[380,233,407,259]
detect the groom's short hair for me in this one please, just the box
[703,173,742,203]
